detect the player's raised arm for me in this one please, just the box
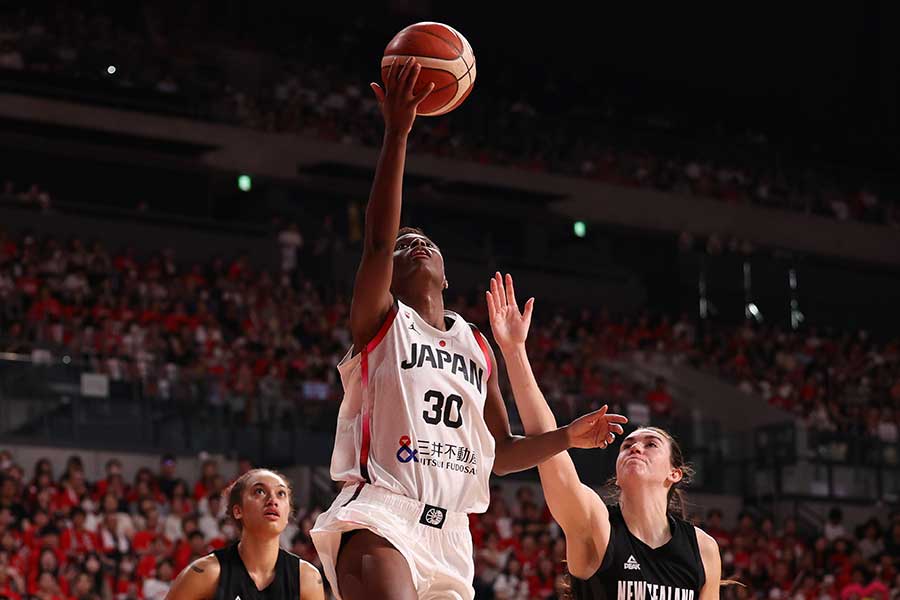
[349,58,434,351]
[486,272,628,578]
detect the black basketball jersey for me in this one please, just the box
[572,505,705,600]
[213,543,300,600]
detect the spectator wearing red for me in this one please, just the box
[703,509,732,549]
[51,468,85,515]
[26,288,62,322]
[0,529,24,576]
[15,265,40,297]
[111,555,140,599]
[32,570,67,600]
[193,459,220,502]
[68,571,96,600]
[60,508,99,557]
[22,508,51,551]
[168,479,194,519]
[127,467,164,505]
[512,533,543,574]
[79,553,111,598]
[137,536,173,580]
[93,459,123,500]
[0,564,23,600]
[183,530,211,570]
[131,499,164,555]
[26,548,67,596]
[527,557,557,599]
[171,516,200,572]
[24,474,55,514]
[646,376,674,418]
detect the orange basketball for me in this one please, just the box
[381,22,476,117]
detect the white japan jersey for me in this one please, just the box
[330,299,496,514]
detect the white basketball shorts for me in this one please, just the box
[310,482,475,600]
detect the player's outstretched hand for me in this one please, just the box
[370,57,434,136]
[566,405,628,450]
[486,272,535,351]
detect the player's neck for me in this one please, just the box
[619,489,671,549]
[399,290,446,332]
[237,533,280,586]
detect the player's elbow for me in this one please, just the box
[490,438,518,476]
[491,463,513,477]
[363,235,393,256]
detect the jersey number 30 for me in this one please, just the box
[423,390,463,428]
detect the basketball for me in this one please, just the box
[381,22,476,117]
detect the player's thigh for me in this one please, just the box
[335,529,417,600]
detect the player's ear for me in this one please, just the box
[669,468,684,485]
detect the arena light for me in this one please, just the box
[573,221,586,238]
[107,65,116,75]
[237,174,252,192]
[746,302,763,323]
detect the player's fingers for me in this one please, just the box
[489,276,500,309]
[398,56,414,86]
[609,424,625,435]
[607,414,629,424]
[606,432,616,445]
[413,80,435,105]
[386,57,398,86]
[406,62,423,96]
[505,273,518,310]
[370,83,385,104]
[523,297,535,323]
[598,404,609,417]
[494,272,506,308]
[485,290,496,318]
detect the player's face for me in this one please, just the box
[392,233,446,285]
[235,471,290,536]
[615,429,681,487]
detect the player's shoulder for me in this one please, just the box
[466,322,495,355]
[190,553,222,578]
[298,559,324,600]
[693,526,720,556]
[167,553,220,599]
[298,557,319,576]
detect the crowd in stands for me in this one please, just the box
[0,226,349,429]
[0,224,896,453]
[1,4,898,227]
[0,449,895,600]
[684,322,900,458]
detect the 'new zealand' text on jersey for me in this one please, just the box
[571,505,705,600]
[330,299,496,514]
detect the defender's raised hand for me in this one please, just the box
[486,272,535,351]
[370,57,435,135]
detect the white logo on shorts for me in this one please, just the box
[624,555,641,570]
[425,508,445,526]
